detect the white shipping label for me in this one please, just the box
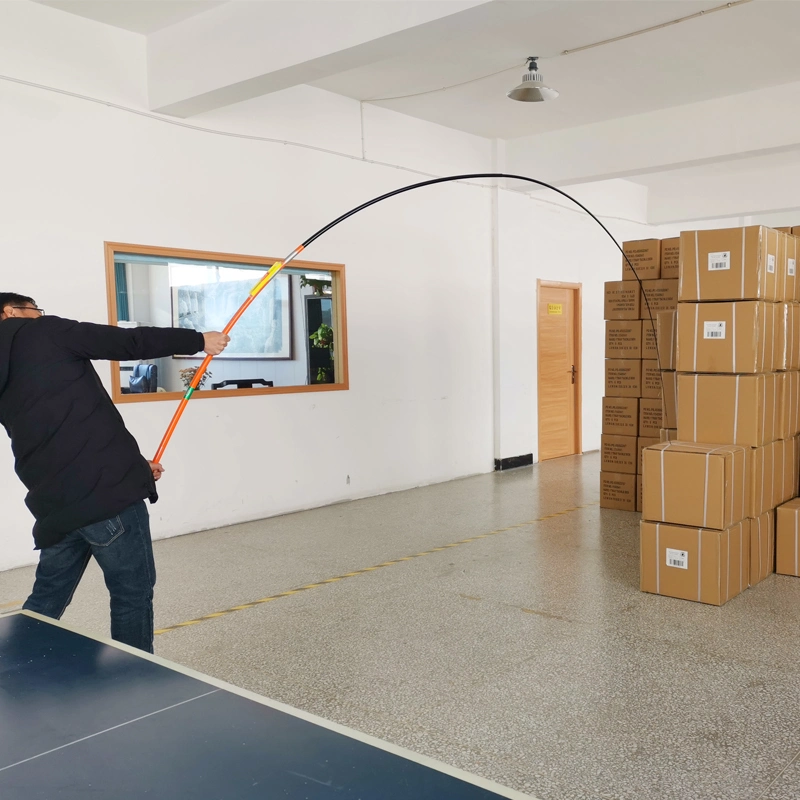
[768,254,776,274]
[790,258,796,278]
[666,548,689,570]
[708,251,731,271]
[704,321,726,339]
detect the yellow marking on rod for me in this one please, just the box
[249,261,283,297]
[155,503,590,635]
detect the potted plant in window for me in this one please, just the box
[310,323,334,383]
[300,276,332,296]
[179,367,212,391]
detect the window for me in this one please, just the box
[104,243,348,403]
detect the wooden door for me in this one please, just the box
[537,282,581,461]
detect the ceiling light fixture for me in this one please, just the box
[507,57,558,102]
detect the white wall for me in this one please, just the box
[493,183,658,463]
[0,4,497,571]
[1,2,738,573]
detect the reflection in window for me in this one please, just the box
[111,251,342,397]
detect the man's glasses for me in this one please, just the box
[11,306,45,315]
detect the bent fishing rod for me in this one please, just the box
[152,172,655,463]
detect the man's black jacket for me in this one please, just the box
[0,316,204,549]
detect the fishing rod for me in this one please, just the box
[152,172,657,463]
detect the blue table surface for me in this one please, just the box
[0,613,522,799]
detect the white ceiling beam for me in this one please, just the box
[505,81,800,187]
[645,160,800,225]
[147,0,493,118]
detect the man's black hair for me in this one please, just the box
[0,293,36,314]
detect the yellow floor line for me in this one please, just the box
[154,502,597,636]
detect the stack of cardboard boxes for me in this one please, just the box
[774,226,800,581]
[600,239,679,512]
[640,225,800,604]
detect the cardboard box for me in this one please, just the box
[640,279,679,316]
[676,373,777,447]
[660,428,678,442]
[638,437,659,474]
[746,439,794,517]
[642,359,662,399]
[776,497,800,577]
[778,231,794,304]
[605,281,641,320]
[603,397,639,436]
[639,398,663,437]
[791,372,800,437]
[789,235,799,303]
[777,372,800,440]
[787,302,800,370]
[605,359,642,397]
[657,311,677,370]
[642,321,658,360]
[623,239,661,281]
[601,435,638,474]
[774,303,788,372]
[600,471,637,511]
[662,371,677,429]
[640,520,749,606]
[642,442,748,529]
[794,435,800,496]
[605,320,642,358]
[678,226,780,302]
[780,438,798,505]
[750,510,775,587]
[676,300,770,374]
[793,227,800,236]
[748,442,775,519]
[661,238,680,281]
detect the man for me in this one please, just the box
[0,292,230,653]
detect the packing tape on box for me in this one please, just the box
[693,303,699,371]
[741,228,746,298]
[655,523,660,593]
[695,231,700,300]
[733,375,740,445]
[770,513,775,576]
[697,528,702,601]
[775,374,780,440]
[732,303,737,373]
[756,514,763,579]
[693,375,698,441]
[739,523,744,595]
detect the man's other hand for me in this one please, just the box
[149,462,165,482]
[203,332,231,356]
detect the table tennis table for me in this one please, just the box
[0,611,532,799]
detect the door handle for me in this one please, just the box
[569,365,576,384]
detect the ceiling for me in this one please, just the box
[25,0,800,141]
[32,0,226,34]
[314,0,800,139]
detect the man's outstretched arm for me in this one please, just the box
[50,317,229,361]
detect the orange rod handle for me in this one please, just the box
[151,253,299,464]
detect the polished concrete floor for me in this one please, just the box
[3,452,800,800]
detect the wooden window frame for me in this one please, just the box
[104,242,349,404]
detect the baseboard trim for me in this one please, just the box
[494,454,534,471]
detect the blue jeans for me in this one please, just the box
[23,501,156,653]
